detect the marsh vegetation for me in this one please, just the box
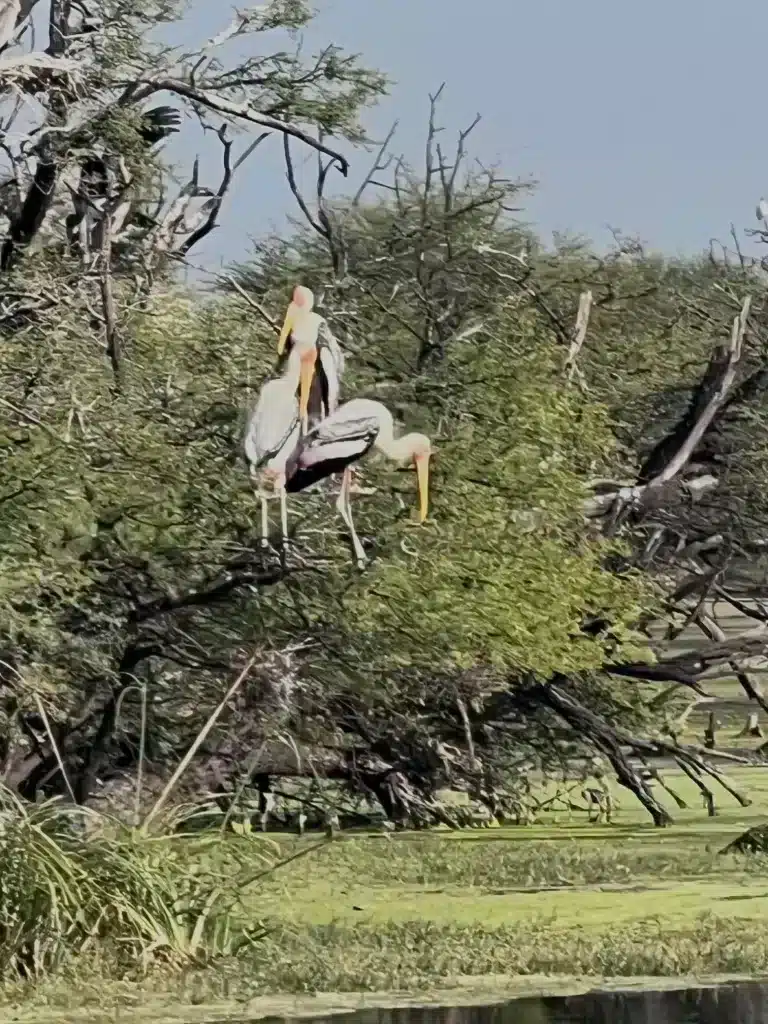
[4,1,768,1020]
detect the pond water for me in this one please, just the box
[243,981,768,1024]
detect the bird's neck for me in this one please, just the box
[283,348,303,388]
[375,418,415,464]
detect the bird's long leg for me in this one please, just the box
[345,487,368,568]
[334,467,350,520]
[278,480,290,550]
[250,467,269,550]
[260,492,269,549]
[335,467,367,567]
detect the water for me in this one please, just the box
[245,981,768,1024]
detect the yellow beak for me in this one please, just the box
[277,303,296,355]
[299,350,317,418]
[414,453,430,522]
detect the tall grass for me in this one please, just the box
[0,787,276,979]
[0,656,280,980]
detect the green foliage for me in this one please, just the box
[342,326,652,680]
[0,789,274,977]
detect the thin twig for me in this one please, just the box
[33,694,76,803]
[141,655,256,831]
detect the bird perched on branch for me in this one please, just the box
[285,398,431,566]
[243,347,302,549]
[65,105,182,255]
[277,285,345,433]
[138,105,182,147]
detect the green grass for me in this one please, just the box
[232,767,768,993]
[9,766,768,1021]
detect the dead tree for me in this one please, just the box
[704,711,718,749]
[737,711,763,738]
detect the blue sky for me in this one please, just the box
[165,0,768,269]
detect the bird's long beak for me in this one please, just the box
[299,349,317,419]
[414,453,430,522]
[277,303,296,355]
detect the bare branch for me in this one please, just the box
[565,289,592,386]
[1,140,57,270]
[282,130,347,276]
[351,121,397,205]
[99,206,121,389]
[282,132,325,237]
[173,256,279,333]
[176,125,269,257]
[132,78,349,175]
[644,295,751,490]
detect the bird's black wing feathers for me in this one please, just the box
[139,106,182,146]
[285,454,360,492]
[284,416,379,492]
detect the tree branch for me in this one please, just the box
[641,296,751,488]
[133,78,349,175]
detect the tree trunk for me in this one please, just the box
[737,711,763,738]
[521,677,674,827]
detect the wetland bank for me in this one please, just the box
[6,1,768,1022]
[9,766,768,1022]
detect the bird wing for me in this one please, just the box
[284,412,379,492]
[140,106,182,146]
[243,381,299,468]
[318,318,345,379]
[303,411,379,452]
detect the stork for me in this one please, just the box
[277,285,345,432]
[285,398,431,566]
[243,347,302,549]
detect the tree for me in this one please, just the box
[3,22,766,832]
[0,0,387,803]
[227,94,766,825]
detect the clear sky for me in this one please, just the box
[165,0,768,269]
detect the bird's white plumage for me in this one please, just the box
[300,436,372,467]
[243,351,302,470]
[0,0,21,51]
[296,399,387,465]
[316,319,344,417]
[303,399,389,445]
[282,287,346,426]
[318,318,345,374]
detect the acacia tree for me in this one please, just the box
[0,0,388,803]
[226,95,768,825]
[4,12,768,828]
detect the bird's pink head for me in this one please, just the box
[278,285,315,355]
[292,285,314,310]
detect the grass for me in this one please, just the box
[234,767,768,993]
[7,766,768,1021]
[0,789,280,977]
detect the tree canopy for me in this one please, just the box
[1,0,767,827]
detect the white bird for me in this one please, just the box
[277,285,345,432]
[243,347,302,549]
[285,398,431,567]
[0,0,20,51]
[757,198,768,223]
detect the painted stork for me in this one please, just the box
[284,398,431,566]
[277,285,345,432]
[243,346,302,549]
